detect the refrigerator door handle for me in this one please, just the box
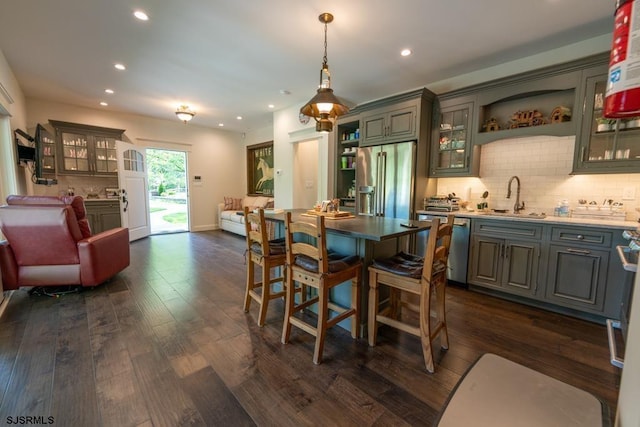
[375,152,382,216]
[380,151,387,217]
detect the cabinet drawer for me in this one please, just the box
[550,227,611,248]
[473,220,543,240]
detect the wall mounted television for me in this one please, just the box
[14,128,35,162]
[14,125,57,185]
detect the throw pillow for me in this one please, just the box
[223,196,234,210]
[232,198,243,210]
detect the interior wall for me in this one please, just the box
[292,139,319,209]
[25,98,244,231]
[0,48,29,200]
[273,104,331,209]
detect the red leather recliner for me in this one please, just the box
[0,195,130,290]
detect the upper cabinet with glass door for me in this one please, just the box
[573,67,640,174]
[50,120,124,176]
[430,95,480,177]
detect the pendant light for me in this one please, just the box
[299,12,349,133]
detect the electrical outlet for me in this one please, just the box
[622,186,636,200]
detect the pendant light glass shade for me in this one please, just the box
[300,13,349,133]
[175,105,196,123]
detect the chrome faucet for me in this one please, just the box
[506,175,525,214]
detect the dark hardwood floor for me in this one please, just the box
[0,231,620,426]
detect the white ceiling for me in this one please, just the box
[0,0,614,133]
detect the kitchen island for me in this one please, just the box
[264,209,434,334]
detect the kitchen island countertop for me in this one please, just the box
[265,209,432,241]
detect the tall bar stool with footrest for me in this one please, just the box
[281,211,362,364]
[368,215,454,373]
[243,207,287,327]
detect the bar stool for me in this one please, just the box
[368,215,454,373]
[281,212,362,364]
[243,207,287,327]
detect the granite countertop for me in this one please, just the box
[416,209,639,230]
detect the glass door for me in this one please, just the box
[94,137,118,173]
[575,75,640,173]
[61,132,89,173]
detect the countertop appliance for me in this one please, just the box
[416,213,470,285]
[424,195,460,212]
[356,141,416,219]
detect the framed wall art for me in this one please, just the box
[246,141,274,196]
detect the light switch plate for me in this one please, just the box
[622,186,636,200]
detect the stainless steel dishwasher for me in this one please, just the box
[416,213,470,285]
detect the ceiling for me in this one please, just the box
[0,0,614,133]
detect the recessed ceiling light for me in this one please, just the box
[401,49,412,57]
[268,104,275,109]
[104,89,114,94]
[114,63,126,71]
[100,101,108,106]
[218,123,224,127]
[133,10,149,21]
[236,116,243,120]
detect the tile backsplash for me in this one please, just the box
[31,175,118,199]
[435,135,640,220]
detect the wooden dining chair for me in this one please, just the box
[243,207,287,327]
[368,215,454,373]
[281,212,362,364]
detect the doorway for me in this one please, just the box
[292,138,319,209]
[146,148,189,234]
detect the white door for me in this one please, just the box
[117,141,150,241]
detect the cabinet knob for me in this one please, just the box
[576,234,584,240]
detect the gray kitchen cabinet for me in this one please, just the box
[50,120,124,176]
[468,218,628,322]
[360,99,418,146]
[545,226,616,316]
[572,63,640,174]
[85,200,121,234]
[430,95,480,177]
[469,220,542,298]
[546,244,609,313]
[474,68,580,145]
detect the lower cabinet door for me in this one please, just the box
[469,235,503,289]
[502,240,540,297]
[85,201,121,234]
[546,244,609,313]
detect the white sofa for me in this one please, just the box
[218,195,274,236]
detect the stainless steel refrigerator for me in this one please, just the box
[356,141,416,219]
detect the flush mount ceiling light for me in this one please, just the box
[299,12,349,133]
[175,105,196,123]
